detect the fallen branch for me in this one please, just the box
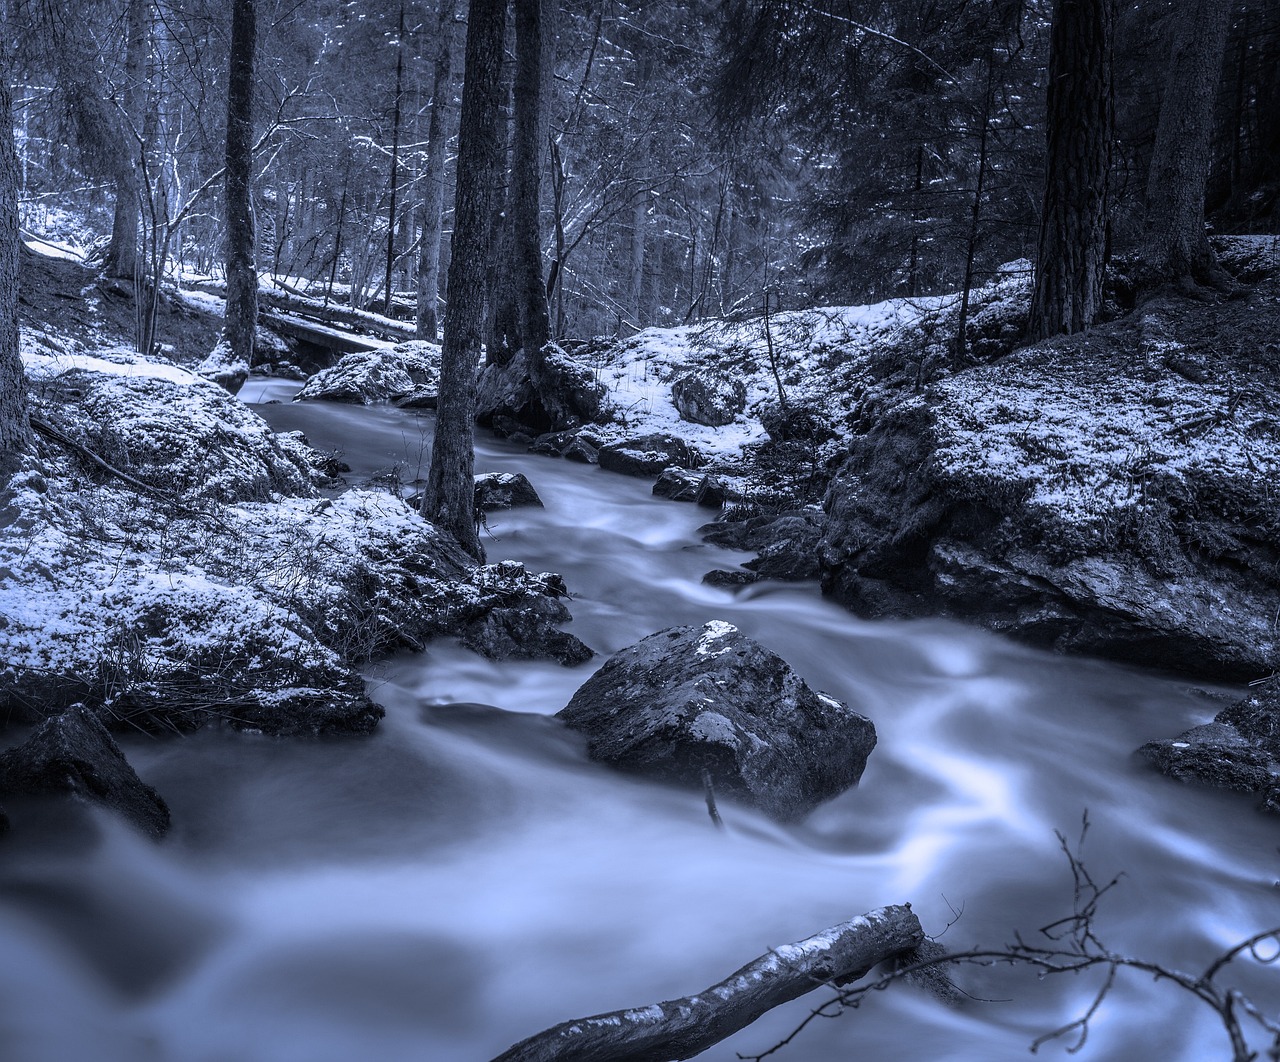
[490,904,923,1062]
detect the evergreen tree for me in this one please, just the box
[1027,0,1114,340]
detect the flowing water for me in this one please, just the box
[1,380,1276,1062]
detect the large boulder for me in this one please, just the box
[474,471,543,511]
[475,347,607,432]
[597,433,701,478]
[22,345,317,504]
[820,293,1280,680]
[0,708,170,836]
[556,621,876,821]
[671,369,747,427]
[294,342,438,405]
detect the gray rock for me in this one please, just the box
[296,343,438,405]
[598,433,701,478]
[0,708,170,836]
[459,606,594,667]
[1135,722,1278,793]
[671,370,746,427]
[556,621,876,821]
[653,469,726,507]
[702,569,760,588]
[563,437,600,464]
[474,471,543,511]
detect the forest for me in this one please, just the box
[0,0,1279,1060]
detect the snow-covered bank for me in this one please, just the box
[2,336,585,741]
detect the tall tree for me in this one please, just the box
[382,1,407,315]
[423,0,508,559]
[1028,0,1115,340]
[104,0,150,281]
[1142,0,1233,284]
[512,0,553,361]
[222,0,258,369]
[416,0,457,341]
[0,62,31,475]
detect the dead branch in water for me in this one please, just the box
[490,903,924,1062]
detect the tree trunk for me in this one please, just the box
[512,0,553,365]
[105,0,149,281]
[491,905,924,1062]
[1142,0,1233,282]
[416,0,457,341]
[485,46,520,366]
[383,1,406,316]
[1027,0,1114,341]
[423,0,507,560]
[0,73,31,476]
[222,0,258,368]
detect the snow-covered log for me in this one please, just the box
[491,904,923,1062]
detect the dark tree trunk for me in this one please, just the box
[105,0,149,281]
[512,0,553,365]
[1027,0,1114,341]
[0,74,31,476]
[485,47,520,366]
[383,2,406,316]
[423,0,507,560]
[416,0,457,341]
[1143,0,1233,282]
[222,0,258,368]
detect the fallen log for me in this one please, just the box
[491,903,923,1062]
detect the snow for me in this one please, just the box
[693,620,739,656]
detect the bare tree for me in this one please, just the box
[415,0,458,341]
[0,67,31,476]
[512,0,553,362]
[222,0,258,370]
[104,0,150,281]
[422,0,508,559]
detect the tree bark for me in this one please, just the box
[222,0,258,368]
[383,1,407,316]
[491,905,924,1062]
[423,0,507,560]
[0,71,31,476]
[1027,0,1114,341]
[105,0,149,281]
[415,0,457,341]
[512,0,553,363]
[1142,0,1233,282]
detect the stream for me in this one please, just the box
[1,379,1276,1062]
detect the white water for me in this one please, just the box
[1,381,1276,1062]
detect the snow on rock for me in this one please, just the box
[556,621,876,821]
[294,341,440,405]
[821,279,1280,680]
[5,342,585,735]
[23,339,318,503]
[195,338,249,394]
[671,369,747,427]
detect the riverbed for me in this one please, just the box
[0,381,1274,1062]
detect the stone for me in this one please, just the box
[474,471,543,511]
[597,433,701,478]
[702,569,760,588]
[556,621,877,821]
[563,437,600,464]
[653,469,726,507]
[671,370,747,427]
[1135,723,1278,793]
[0,708,170,836]
[295,342,438,405]
[458,606,595,667]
